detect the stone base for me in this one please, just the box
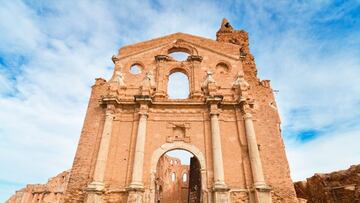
[85,193,103,203]
[253,184,272,203]
[126,183,144,203]
[213,191,230,203]
[127,190,144,203]
[84,182,105,203]
[213,184,230,203]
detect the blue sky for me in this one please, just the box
[0,0,359,201]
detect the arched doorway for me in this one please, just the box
[154,150,201,203]
[150,143,209,203]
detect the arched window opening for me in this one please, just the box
[167,72,189,99]
[169,51,190,61]
[129,64,142,75]
[182,173,187,182]
[171,172,176,182]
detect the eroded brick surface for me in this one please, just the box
[155,155,190,203]
[6,170,70,203]
[294,165,360,203]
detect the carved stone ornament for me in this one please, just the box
[140,71,156,96]
[239,99,255,116]
[114,70,126,87]
[166,122,190,143]
[232,72,249,91]
[202,71,219,96]
[201,71,216,89]
[111,55,120,64]
[107,70,126,98]
[142,71,156,89]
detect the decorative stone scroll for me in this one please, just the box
[166,122,191,143]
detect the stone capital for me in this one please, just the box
[210,111,220,116]
[243,112,252,119]
[105,105,116,117]
[138,112,148,118]
[239,97,256,115]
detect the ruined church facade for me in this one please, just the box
[62,19,298,203]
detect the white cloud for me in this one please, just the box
[287,126,360,181]
[241,0,360,180]
[0,0,225,201]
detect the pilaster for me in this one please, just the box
[127,96,151,203]
[241,101,272,203]
[153,55,171,99]
[85,104,115,203]
[188,55,203,99]
[206,96,230,203]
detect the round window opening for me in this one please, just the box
[130,64,142,75]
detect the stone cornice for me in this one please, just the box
[100,94,251,110]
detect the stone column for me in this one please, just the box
[207,97,229,203]
[128,100,150,203]
[243,112,272,203]
[129,112,148,188]
[243,113,265,186]
[86,105,115,203]
[210,111,226,188]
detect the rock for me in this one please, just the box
[294,165,360,203]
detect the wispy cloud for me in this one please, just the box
[234,0,360,180]
[0,0,224,200]
[0,0,359,201]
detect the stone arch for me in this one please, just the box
[149,142,209,203]
[168,67,190,76]
[160,39,199,56]
[215,60,231,74]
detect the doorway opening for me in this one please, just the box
[155,149,201,203]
